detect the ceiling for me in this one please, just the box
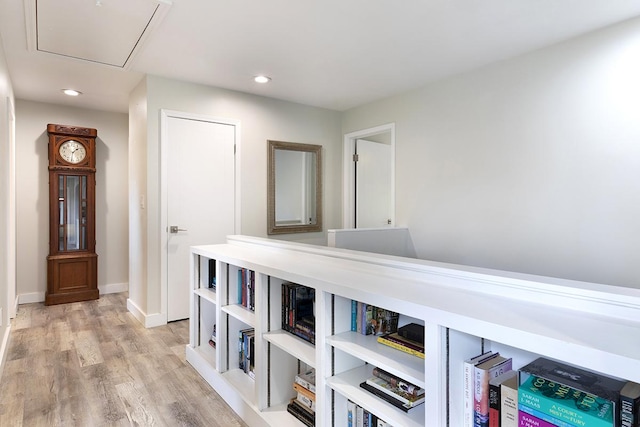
[1,0,640,114]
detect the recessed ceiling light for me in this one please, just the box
[254,75,271,84]
[62,89,82,96]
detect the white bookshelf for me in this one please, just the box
[186,235,640,427]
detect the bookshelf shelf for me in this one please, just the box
[187,235,640,427]
[327,364,425,427]
[221,303,256,327]
[327,331,424,389]
[194,287,216,304]
[263,329,316,368]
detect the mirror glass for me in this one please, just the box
[268,140,322,234]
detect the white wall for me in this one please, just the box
[0,27,16,369]
[342,17,640,289]
[128,75,342,321]
[15,100,129,301]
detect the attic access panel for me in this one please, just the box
[33,0,170,68]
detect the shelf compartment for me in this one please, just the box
[222,303,256,327]
[222,368,256,403]
[328,331,424,389]
[264,329,316,368]
[194,287,217,304]
[327,364,425,427]
[261,402,308,427]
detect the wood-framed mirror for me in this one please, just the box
[268,140,322,234]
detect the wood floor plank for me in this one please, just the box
[0,292,248,427]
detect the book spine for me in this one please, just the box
[359,382,412,412]
[378,333,424,352]
[295,374,316,394]
[517,405,576,427]
[518,387,613,427]
[475,359,513,427]
[293,382,316,401]
[377,336,425,359]
[489,380,500,427]
[296,392,316,411]
[351,300,357,332]
[501,382,518,427]
[621,383,640,427]
[347,400,356,427]
[518,411,561,427]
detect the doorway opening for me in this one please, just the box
[343,123,395,229]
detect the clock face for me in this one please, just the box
[59,140,87,164]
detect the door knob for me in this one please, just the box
[169,226,188,233]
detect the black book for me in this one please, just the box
[287,401,315,426]
[397,323,424,345]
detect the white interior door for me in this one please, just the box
[166,114,236,321]
[355,138,392,228]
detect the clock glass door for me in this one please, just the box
[58,174,87,251]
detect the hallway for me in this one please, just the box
[0,292,247,426]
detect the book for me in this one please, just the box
[287,399,315,427]
[397,323,424,345]
[290,397,314,416]
[361,303,374,335]
[519,357,625,426]
[365,376,425,407]
[372,307,400,336]
[465,352,498,427]
[377,333,425,359]
[489,369,516,427]
[518,374,614,427]
[295,369,316,394]
[474,355,512,427]
[500,372,519,427]
[359,381,424,412]
[518,404,580,427]
[621,381,640,427]
[294,382,316,402]
[372,366,424,397]
[282,282,316,344]
[296,391,316,411]
[518,411,562,427]
[347,400,356,427]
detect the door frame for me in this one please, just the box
[159,109,241,323]
[342,123,395,228]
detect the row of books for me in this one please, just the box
[347,400,394,427]
[237,268,255,311]
[208,323,216,348]
[518,357,640,427]
[238,327,255,379]
[376,323,425,359]
[282,282,315,344]
[287,368,316,427]
[208,258,216,289]
[464,352,640,427]
[351,301,400,336]
[359,366,425,413]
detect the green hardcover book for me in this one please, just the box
[518,374,614,427]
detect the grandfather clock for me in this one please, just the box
[46,123,98,305]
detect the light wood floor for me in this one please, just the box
[0,292,248,427]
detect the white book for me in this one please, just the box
[463,351,496,427]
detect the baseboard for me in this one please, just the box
[0,324,11,380]
[126,298,166,328]
[99,282,128,295]
[18,282,129,305]
[18,292,45,304]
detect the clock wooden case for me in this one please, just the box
[46,123,99,305]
